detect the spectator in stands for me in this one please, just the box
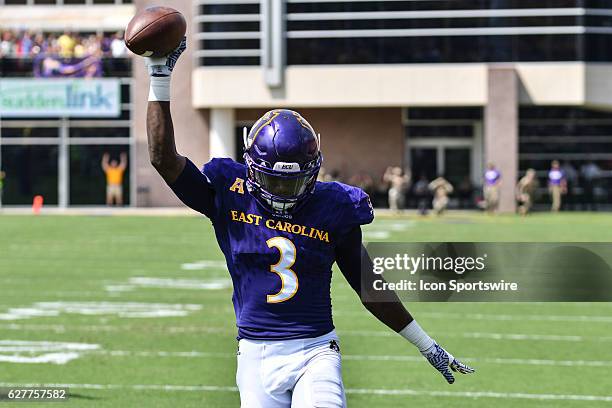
[0,31,14,57]
[18,31,33,57]
[111,32,127,57]
[31,32,46,56]
[102,152,128,206]
[57,31,76,58]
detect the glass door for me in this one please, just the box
[444,147,471,187]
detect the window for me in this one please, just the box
[70,145,130,205]
[1,145,59,205]
[287,35,581,65]
[519,106,612,208]
[1,128,58,138]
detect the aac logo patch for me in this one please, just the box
[229,178,245,194]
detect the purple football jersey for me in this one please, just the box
[484,169,501,186]
[549,169,564,185]
[202,158,374,340]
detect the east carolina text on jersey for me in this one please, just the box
[202,158,373,340]
[230,210,330,242]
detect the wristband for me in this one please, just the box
[399,320,435,352]
[148,75,171,101]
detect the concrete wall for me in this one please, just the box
[132,0,209,207]
[237,108,404,181]
[194,65,488,108]
[194,63,612,109]
[485,67,518,213]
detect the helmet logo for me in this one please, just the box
[246,110,281,149]
[229,177,245,194]
[273,162,300,173]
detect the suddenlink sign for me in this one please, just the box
[0,79,120,118]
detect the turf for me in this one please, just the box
[0,212,612,407]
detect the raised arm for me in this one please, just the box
[147,101,185,183]
[335,226,474,384]
[141,38,216,216]
[101,153,110,172]
[144,38,188,184]
[118,152,128,172]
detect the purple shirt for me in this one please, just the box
[484,169,501,186]
[549,169,564,185]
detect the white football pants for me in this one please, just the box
[236,330,346,408]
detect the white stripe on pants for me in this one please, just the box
[236,330,346,408]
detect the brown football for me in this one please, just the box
[124,6,186,57]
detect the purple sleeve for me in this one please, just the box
[334,226,365,294]
[338,187,374,236]
[168,158,216,217]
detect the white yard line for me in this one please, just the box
[419,311,612,323]
[89,349,612,368]
[0,382,610,402]
[1,322,610,342]
[333,310,612,324]
[339,329,610,342]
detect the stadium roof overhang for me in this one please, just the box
[192,63,612,110]
[0,5,134,32]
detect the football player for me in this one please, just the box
[144,40,474,408]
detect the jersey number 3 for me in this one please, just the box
[266,237,299,303]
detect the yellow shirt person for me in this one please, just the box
[57,32,76,58]
[102,152,127,206]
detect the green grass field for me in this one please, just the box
[1,212,612,407]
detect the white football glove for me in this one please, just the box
[144,37,186,77]
[421,342,475,384]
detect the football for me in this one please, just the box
[124,6,186,57]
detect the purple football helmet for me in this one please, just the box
[244,109,322,215]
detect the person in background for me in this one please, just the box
[57,31,75,58]
[317,167,328,182]
[31,32,46,56]
[561,161,577,211]
[0,171,5,207]
[548,160,566,212]
[0,31,14,57]
[457,175,474,209]
[18,31,33,57]
[413,174,430,215]
[102,152,127,206]
[483,163,501,214]
[349,171,375,198]
[516,168,538,216]
[73,37,86,58]
[383,166,410,211]
[580,160,601,211]
[429,175,453,215]
[111,31,127,58]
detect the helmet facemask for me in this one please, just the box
[244,153,321,215]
